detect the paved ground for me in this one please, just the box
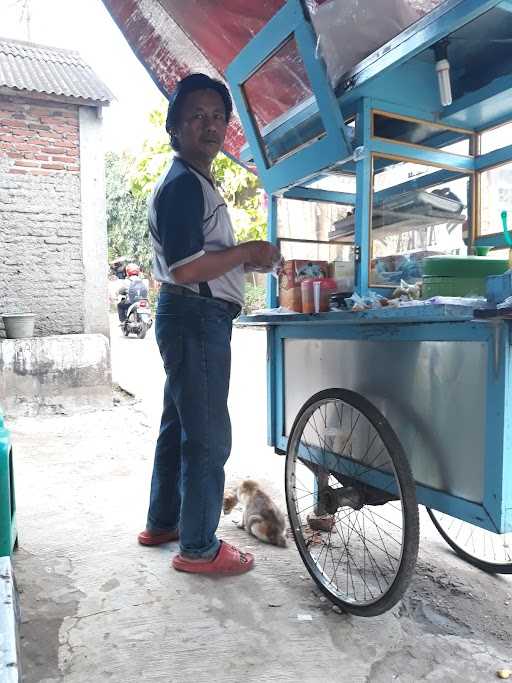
[9,318,512,682]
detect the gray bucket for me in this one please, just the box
[2,313,35,339]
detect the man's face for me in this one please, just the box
[174,89,228,163]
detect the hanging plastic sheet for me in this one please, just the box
[310,0,442,89]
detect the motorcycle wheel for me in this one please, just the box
[122,324,130,337]
[137,322,147,339]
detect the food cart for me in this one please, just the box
[224,0,512,616]
[104,0,512,616]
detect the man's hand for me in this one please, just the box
[242,240,282,273]
[172,241,281,284]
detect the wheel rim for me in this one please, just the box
[428,510,512,571]
[286,396,411,608]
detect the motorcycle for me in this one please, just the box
[120,297,153,339]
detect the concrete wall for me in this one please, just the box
[0,95,112,415]
[79,106,110,339]
[0,94,84,337]
[0,334,112,417]
[0,93,110,340]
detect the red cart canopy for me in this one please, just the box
[102,0,443,160]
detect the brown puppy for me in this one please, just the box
[224,479,287,548]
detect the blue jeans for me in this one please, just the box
[146,291,235,558]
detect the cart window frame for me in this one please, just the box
[369,152,475,289]
[475,158,512,242]
[225,0,353,195]
[371,110,475,159]
[472,115,512,247]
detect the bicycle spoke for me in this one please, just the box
[431,511,512,569]
[287,393,418,613]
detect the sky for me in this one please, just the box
[2,0,166,153]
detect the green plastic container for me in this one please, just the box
[0,410,16,556]
[422,256,509,298]
[422,276,488,297]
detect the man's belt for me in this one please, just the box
[160,282,241,318]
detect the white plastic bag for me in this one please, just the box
[311,0,437,88]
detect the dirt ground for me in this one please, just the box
[8,325,512,682]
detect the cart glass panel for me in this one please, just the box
[480,122,512,155]
[278,237,352,267]
[479,161,512,237]
[369,157,470,287]
[372,112,473,156]
[278,197,354,282]
[308,172,356,194]
[278,197,352,244]
[243,38,324,167]
[277,181,356,292]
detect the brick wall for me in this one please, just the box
[0,94,85,336]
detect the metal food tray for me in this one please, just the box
[380,190,463,214]
[330,190,464,239]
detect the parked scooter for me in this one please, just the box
[119,296,153,339]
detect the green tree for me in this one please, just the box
[107,103,268,290]
[211,153,267,243]
[105,151,152,274]
[130,108,170,198]
[129,103,267,243]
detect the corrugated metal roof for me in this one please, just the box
[0,37,113,104]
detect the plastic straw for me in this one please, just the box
[502,210,512,246]
[313,281,321,313]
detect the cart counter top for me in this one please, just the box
[238,303,489,326]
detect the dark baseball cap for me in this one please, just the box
[165,73,233,134]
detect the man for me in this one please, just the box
[110,257,128,280]
[138,73,280,575]
[117,263,148,322]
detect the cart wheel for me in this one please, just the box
[427,509,512,574]
[286,389,419,617]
